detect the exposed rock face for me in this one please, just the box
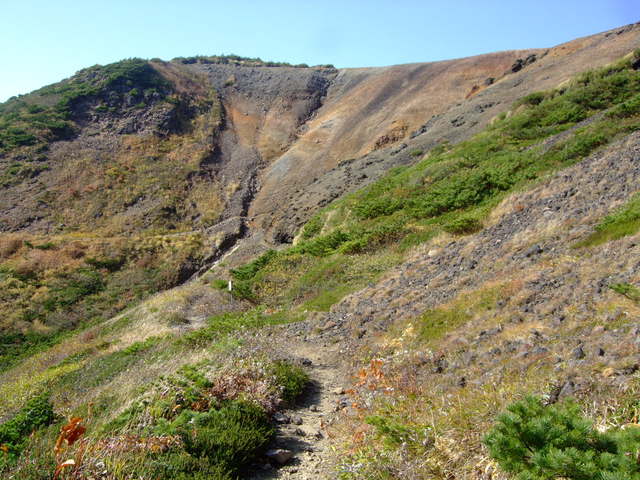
[191,22,640,252]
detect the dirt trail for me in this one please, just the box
[250,339,349,480]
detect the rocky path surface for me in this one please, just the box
[250,339,349,480]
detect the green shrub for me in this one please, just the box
[366,414,418,449]
[133,452,233,480]
[230,250,278,281]
[518,91,547,106]
[484,396,640,480]
[0,393,55,463]
[608,93,640,118]
[292,229,353,257]
[154,400,274,476]
[178,364,212,389]
[270,360,309,404]
[210,278,228,290]
[442,215,483,234]
[33,242,56,250]
[301,214,323,239]
[230,279,256,301]
[354,196,403,219]
[85,256,125,272]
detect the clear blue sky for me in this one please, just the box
[1,0,638,101]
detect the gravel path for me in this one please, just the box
[250,340,348,480]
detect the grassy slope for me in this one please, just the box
[0,59,171,157]
[575,192,640,247]
[0,58,225,233]
[3,52,640,479]
[0,59,228,370]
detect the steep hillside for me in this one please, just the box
[1,23,640,480]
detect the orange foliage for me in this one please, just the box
[55,417,86,453]
[53,417,87,480]
[53,459,76,480]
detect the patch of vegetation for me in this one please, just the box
[418,286,501,344]
[575,192,640,247]
[43,267,105,310]
[610,282,640,303]
[485,396,640,479]
[442,213,483,234]
[365,412,421,450]
[0,393,55,465]
[170,54,332,69]
[60,336,162,389]
[0,232,211,373]
[154,400,274,476]
[210,278,229,291]
[301,214,324,239]
[85,256,125,272]
[0,100,72,154]
[0,331,71,375]
[38,58,171,114]
[0,58,172,155]
[270,360,309,404]
[230,248,401,310]
[180,308,296,347]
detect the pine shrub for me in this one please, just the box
[484,396,640,479]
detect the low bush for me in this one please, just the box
[485,396,640,480]
[301,214,323,239]
[0,393,55,464]
[43,267,104,310]
[270,360,309,404]
[150,399,274,478]
[178,401,273,469]
[210,278,228,290]
[366,414,419,449]
[85,256,125,272]
[442,214,483,234]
